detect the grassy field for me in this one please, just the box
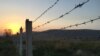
[1,39,100,56]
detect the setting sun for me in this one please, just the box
[6,23,21,34]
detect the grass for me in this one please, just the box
[32,40,100,56]
[1,39,100,56]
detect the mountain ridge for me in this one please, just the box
[32,29,100,40]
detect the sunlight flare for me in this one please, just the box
[6,23,21,34]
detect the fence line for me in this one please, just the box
[33,0,90,29]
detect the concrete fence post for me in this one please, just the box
[25,19,33,56]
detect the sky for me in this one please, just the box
[0,0,100,34]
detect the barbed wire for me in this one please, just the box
[33,0,90,29]
[60,16,100,29]
[32,0,59,23]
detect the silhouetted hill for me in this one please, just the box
[32,29,100,40]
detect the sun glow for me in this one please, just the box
[6,23,21,34]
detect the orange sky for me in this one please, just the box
[0,0,100,34]
[0,15,25,34]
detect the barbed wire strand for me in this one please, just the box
[32,0,59,23]
[33,0,90,29]
[60,16,100,29]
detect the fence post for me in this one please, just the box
[19,27,23,56]
[25,19,33,56]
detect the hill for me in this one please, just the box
[32,29,100,40]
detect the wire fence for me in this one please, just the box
[33,0,90,30]
[19,0,100,31]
